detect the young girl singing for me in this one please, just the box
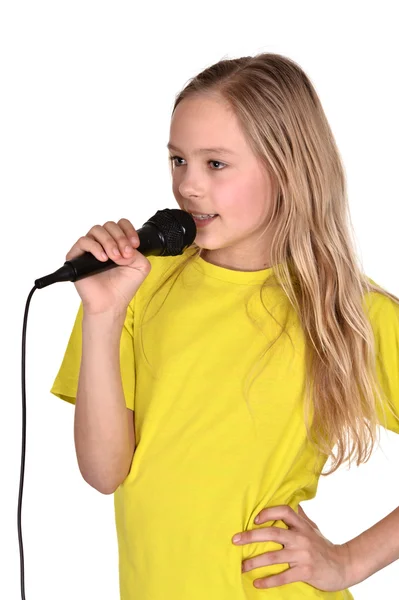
[50,52,399,599]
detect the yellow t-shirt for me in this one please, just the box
[50,246,399,600]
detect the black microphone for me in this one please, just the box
[35,208,196,289]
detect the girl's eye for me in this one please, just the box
[168,156,226,170]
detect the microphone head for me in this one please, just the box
[144,208,197,255]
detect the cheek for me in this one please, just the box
[217,176,249,212]
[222,177,267,222]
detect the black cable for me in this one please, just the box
[18,284,38,600]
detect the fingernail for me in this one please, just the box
[232,534,241,543]
[124,245,132,253]
[113,247,121,256]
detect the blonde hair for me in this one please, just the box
[139,52,399,476]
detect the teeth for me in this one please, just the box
[192,213,216,219]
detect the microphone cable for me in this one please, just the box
[18,284,38,600]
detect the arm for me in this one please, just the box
[74,310,135,494]
[344,505,399,585]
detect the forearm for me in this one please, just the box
[344,505,399,586]
[74,311,133,494]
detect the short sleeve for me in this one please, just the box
[368,292,399,434]
[49,297,136,411]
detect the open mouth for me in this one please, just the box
[192,214,219,227]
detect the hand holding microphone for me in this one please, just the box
[34,209,197,314]
[65,218,152,316]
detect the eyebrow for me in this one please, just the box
[167,142,236,155]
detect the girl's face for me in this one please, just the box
[168,94,278,271]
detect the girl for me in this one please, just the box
[50,53,399,599]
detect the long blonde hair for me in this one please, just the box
[139,52,399,476]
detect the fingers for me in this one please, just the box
[65,218,140,263]
[117,218,140,246]
[65,235,111,262]
[90,221,137,259]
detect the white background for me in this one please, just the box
[1,1,398,599]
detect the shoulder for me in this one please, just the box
[363,276,399,336]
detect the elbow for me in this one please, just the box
[99,485,118,495]
[85,478,119,495]
[94,471,130,495]
[79,451,134,495]
[80,471,120,495]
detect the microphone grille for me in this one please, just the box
[146,208,196,255]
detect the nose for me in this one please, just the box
[178,169,205,200]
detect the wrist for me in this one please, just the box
[337,541,366,588]
[82,309,127,337]
[82,306,127,324]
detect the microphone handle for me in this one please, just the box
[35,223,166,288]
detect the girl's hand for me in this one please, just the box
[232,504,352,591]
[66,218,152,316]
